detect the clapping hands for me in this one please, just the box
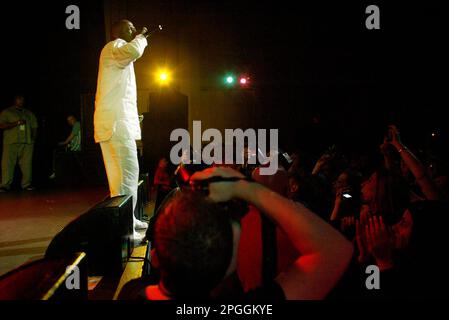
[355,215,395,270]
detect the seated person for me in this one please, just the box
[49,115,81,179]
[58,115,81,152]
[119,166,353,300]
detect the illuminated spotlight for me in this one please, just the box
[239,76,250,86]
[156,70,171,85]
[431,132,436,137]
[226,76,235,84]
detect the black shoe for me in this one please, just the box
[0,187,10,193]
[23,185,36,191]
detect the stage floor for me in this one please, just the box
[0,186,109,277]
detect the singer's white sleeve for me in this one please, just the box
[112,35,148,68]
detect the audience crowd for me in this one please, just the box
[118,124,448,300]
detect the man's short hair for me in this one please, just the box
[111,19,130,39]
[153,190,234,298]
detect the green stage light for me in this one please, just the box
[226,76,234,84]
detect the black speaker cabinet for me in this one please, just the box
[141,89,188,177]
[45,195,134,276]
[0,253,88,300]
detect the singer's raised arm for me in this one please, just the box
[112,35,148,68]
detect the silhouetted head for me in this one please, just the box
[152,190,238,298]
[158,158,169,169]
[112,19,137,42]
[361,169,410,224]
[13,95,25,108]
[67,115,77,126]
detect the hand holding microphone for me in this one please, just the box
[139,27,149,38]
[140,25,163,38]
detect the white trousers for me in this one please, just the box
[100,135,139,227]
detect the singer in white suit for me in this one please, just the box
[94,20,149,240]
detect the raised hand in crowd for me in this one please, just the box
[387,125,440,200]
[312,152,334,176]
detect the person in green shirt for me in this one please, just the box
[58,115,81,152]
[0,95,38,192]
[49,115,81,180]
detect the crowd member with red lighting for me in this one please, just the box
[135,166,353,300]
[94,20,150,241]
[153,157,173,212]
[323,126,448,299]
[352,200,449,298]
[329,170,362,228]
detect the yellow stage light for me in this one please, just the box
[156,70,171,85]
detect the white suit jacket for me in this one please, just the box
[94,34,148,143]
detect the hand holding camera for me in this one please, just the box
[335,187,352,205]
[190,166,250,203]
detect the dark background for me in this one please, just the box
[1,1,448,184]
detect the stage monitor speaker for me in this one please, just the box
[0,252,87,300]
[141,89,188,176]
[45,195,134,276]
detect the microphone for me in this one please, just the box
[142,24,163,37]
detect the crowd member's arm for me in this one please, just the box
[311,153,333,176]
[192,167,354,300]
[388,125,440,200]
[330,201,341,221]
[330,187,350,221]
